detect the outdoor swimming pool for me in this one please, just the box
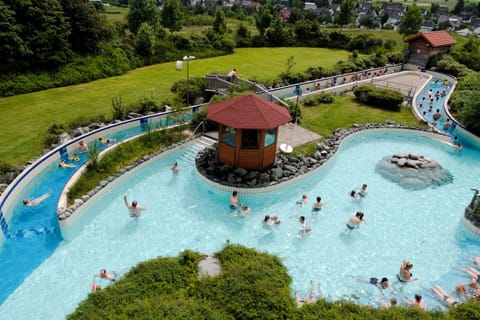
[1,129,479,318]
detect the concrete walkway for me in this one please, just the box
[277,122,321,151]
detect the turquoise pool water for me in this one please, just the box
[1,131,479,318]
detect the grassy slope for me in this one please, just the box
[0,47,351,165]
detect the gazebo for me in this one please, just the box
[207,95,292,170]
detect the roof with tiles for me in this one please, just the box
[207,95,292,129]
[405,31,457,47]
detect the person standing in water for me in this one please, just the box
[124,195,147,218]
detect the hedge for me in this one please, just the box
[353,84,404,111]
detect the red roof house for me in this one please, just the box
[404,31,457,66]
[207,95,292,170]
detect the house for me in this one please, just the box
[421,20,436,32]
[304,2,317,11]
[404,31,457,67]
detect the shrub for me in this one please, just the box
[190,106,218,132]
[303,92,334,107]
[353,85,404,111]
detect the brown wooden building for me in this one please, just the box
[404,31,457,67]
[207,95,292,170]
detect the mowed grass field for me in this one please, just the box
[0,47,352,166]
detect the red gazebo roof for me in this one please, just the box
[405,31,457,47]
[207,95,292,129]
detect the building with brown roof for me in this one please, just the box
[404,31,457,66]
[207,95,292,170]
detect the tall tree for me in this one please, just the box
[213,9,226,35]
[61,0,109,54]
[336,0,355,26]
[135,22,156,57]
[453,0,464,15]
[0,2,27,72]
[255,7,272,38]
[128,0,160,34]
[3,0,72,71]
[398,5,423,37]
[161,0,183,34]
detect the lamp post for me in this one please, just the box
[183,55,195,107]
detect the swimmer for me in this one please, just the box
[345,212,364,232]
[358,184,368,197]
[71,153,80,162]
[263,215,272,229]
[171,162,179,174]
[409,293,426,311]
[58,160,76,168]
[351,276,395,296]
[296,280,322,307]
[123,195,147,218]
[296,194,308,207]
[271,215,281,224]
[443,118,452,131]
[429,285,461,308]
[376,297,397,308]
[299,216,311,236]
[91,283,102,292]
[240,204,250,215]
[79,140,89,153]
[230,191,240,209]
[312,196,325,212]
[397,260,418,282]
[95,268,117,282]
[22,190,53,206]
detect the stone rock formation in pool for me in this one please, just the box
[375,152,453,190]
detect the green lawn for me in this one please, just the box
[301,95,422,138]
[0,47,352,166]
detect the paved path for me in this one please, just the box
[277,122,321,151]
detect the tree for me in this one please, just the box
[0,2,27,72]
[212,9,226,35]
[61,0,109,54]
[128,0,159,33]
[453,0,464,15]
[3,0,72,71]
[255,7,272,38]
[336,0,355,26]
[398,5,423,37]
[161,0,183,34]
[135,22,156,57]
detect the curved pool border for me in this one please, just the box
[196,125,453,195]
[0,105,205,248]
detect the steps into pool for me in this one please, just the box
[178,136,216,165]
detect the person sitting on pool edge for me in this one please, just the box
[23,190,53,206]
[123,195,147,218]
[230,191,240,209]
[312,196,325,212]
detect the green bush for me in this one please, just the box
[303,92,334,107]
[190,107,218,132]
[353,85,404,111]
[68,243,480,319]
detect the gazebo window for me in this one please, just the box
[264,129,276,147]
[221,126,236,146]
[241,129,259,149]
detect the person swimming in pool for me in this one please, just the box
[296,195,308,207]
[23,190,53,206]
[95,269,118,283]
[240,204,250,215]
[345,212,364,232]
[58,160,76,168]
[299,216,311,237]
[358,184,368,197]
[171,162,179,174]
[312,196,325,212]
[230,191,240,209]
[397,260,418,282]
[123,195,147,218]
